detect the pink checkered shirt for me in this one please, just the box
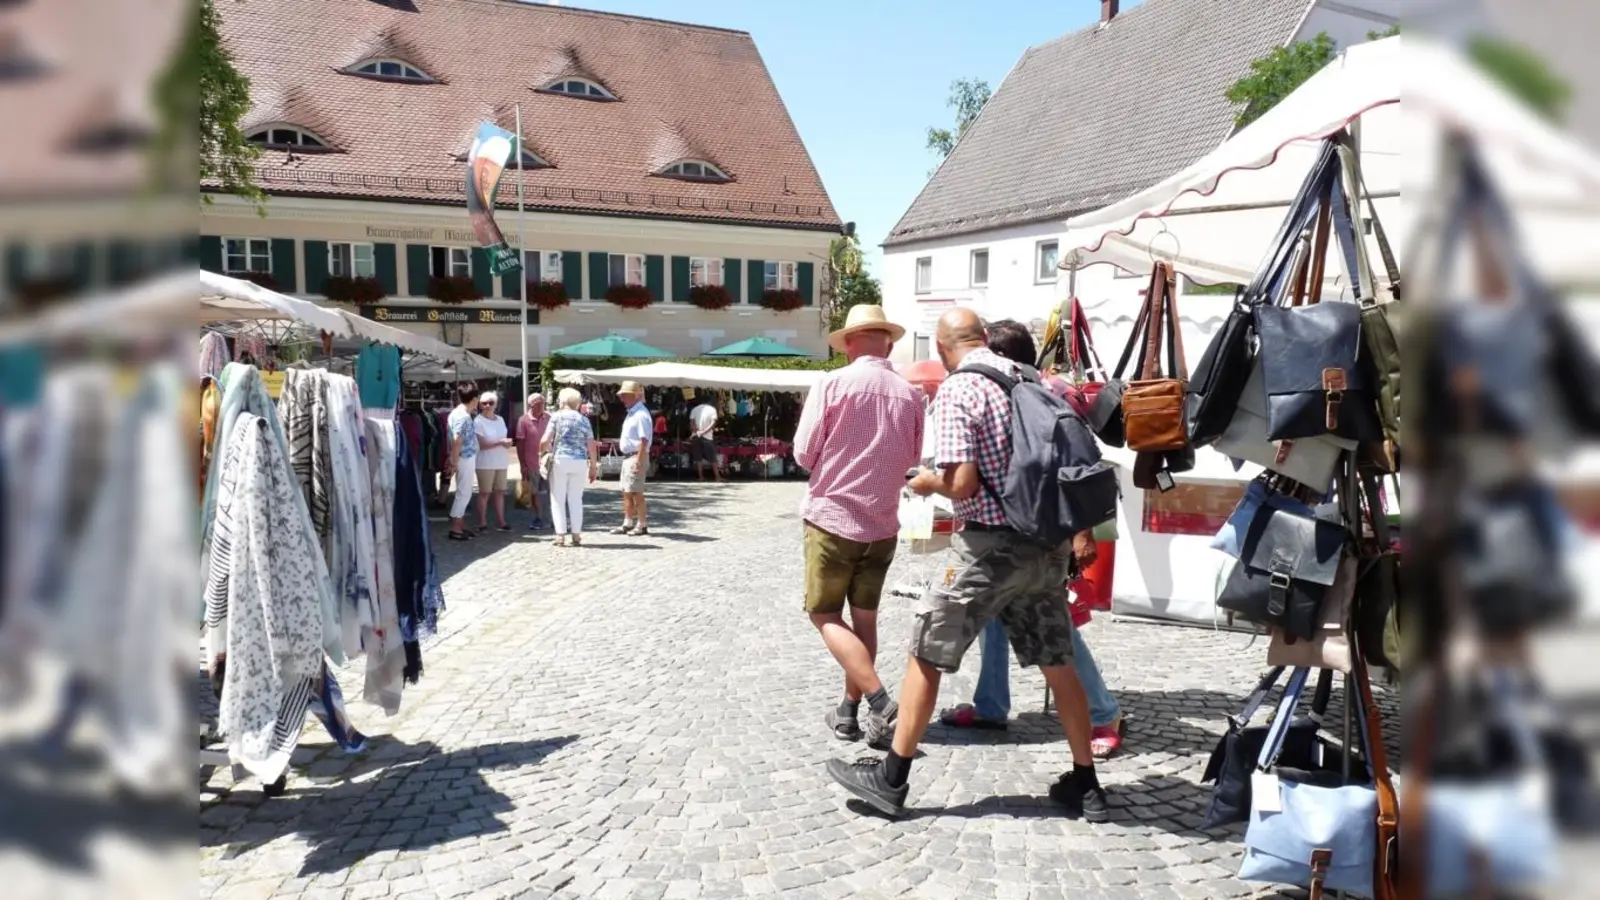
[793,356,924,543]
[932,348,1016,526]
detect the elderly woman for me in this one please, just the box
[540,387,599,547]
[473,391,514,532]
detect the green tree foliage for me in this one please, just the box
[829,270,884,332]
[162,0,264,210]
[1469,36,1571,123]
[1368,24,1401,41]
[1224,32,1337,128]
[824,234,883,330]
[926,78,992,160]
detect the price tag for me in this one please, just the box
[1251,772,1282,813]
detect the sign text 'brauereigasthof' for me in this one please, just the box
[360,305,536,325]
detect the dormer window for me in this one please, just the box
[660,159,730,183]
[247,125,333,152]
[348,58,435,83]
[539,77,615,100]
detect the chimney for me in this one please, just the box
[1101,0,1119,22]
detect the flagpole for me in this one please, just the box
[515,103,530,409]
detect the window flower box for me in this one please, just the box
[688,284,733,310]
[428,274,481,304]
[760,288,805,312]
[526,279,570,310]
[227,270,280,291]
[605,283,653,310]
[323,275,386,305]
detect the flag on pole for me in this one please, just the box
[465,121,523,276]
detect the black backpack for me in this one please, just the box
[962,363,1119,547]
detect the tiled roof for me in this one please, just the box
[0,0,187,201]
[210,0,842,231]
[883,0,1314,247]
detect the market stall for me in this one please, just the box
[552,361,826,480]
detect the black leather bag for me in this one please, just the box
[1201,667,1345,828]
[1186,140,1343,447]
[1216,495,1348,641]
[1090,284,1158,447]
[1254,301,1383,443]
[1458,480,1577,634]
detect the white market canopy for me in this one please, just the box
[1059,35,1600,287]
[554,361,826,394]
[200,270,516,376]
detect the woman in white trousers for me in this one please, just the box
[540,387,599,547]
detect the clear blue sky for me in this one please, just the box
[543,0,1142,273]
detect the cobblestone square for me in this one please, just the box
[201,480,1327,899]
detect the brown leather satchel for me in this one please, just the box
[1354,652,1399,900]
[1123,262,1190,452]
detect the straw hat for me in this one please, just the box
[828,304,906,354]
[618,380,643,397]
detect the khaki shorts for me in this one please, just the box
[909,528,1076,672]
[620,456,647,494]
[803,522,897,615]
[474,467,508,494]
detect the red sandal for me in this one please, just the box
[1090,718,1124,758]
[937,703,1008,731]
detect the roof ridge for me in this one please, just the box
[465,0,751,37]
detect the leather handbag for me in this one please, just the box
[1266,555,1355,672]
[1239,662,1387,900]
[1210,476,1317,559]
[1123,262,1189,452]
[1200,667,1338,828]
[1055,297,1108,420]
[1335,136,1402,461]
[1215,496,1347,641]
[1457,479,1577,634]
[1091,285,1159,448]
[1351,471,1402,672]
[1186,138,1342,447]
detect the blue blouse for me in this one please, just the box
[547,409,593,461]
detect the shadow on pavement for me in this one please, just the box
[202,734,579,877]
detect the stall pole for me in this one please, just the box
[515,103,530,408]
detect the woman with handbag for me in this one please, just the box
[540,388,599,548]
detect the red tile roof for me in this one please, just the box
[211,0,842,231]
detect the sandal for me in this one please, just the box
[553,537,568,548]
[570,535,582,547]
[937,704,1008,731]
[497,523,511,532]
[1091,719,1124,759]
[626,526,650,536]
[448,531,471,542]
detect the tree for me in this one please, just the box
[1224,32,1337,128]
[824,234,882,331]
[829,271,884,332]
[1469,36,1571,123]
[926,78,991,160]
[157,0,264,209]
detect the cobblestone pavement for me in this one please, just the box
[200,480,1358,900]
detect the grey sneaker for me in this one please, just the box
[862,699,898,750]
[826,707,863,742]
[825,757,908,818]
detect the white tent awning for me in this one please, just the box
[200,270,352,335]
[554,361,825,393]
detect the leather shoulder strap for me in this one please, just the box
[1113,283,1155,380]
[1141,265,1166,380]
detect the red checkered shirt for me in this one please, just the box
[932,348,1016,526]
[793,356,924,543]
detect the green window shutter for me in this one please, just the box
[70,242,95,291]
[670,256,690,302]
[724,258,742,302]
[500,263,521,300]
[270,238,298,292]
[747,258,765,305]
[562,250,583,299]
[107,240,139,285]
[588,251,609,295]
[4,244,26,288]
[797,261,815,306]
[180,234,201,265]
[303,240,329,296]
[374,243,398,296]
[406,244,430,296]
[645,255,665,304]
[199,235,223,274]
[471,247,494,298]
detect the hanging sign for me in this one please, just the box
[360,305,536,325]
[465,122,524,276]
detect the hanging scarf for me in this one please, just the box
[362,416,405,715]
[324,374,378,659]
[203,412,327,784]
[198,331,229,381]
[392,417,442,684]
[279,367,333,545]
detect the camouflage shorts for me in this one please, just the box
[908,529,1076,673]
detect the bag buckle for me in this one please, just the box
[1267,558,1292,619]
[1274,440,1294,465]
[1308,849,1332,900]
[1322,368,1347,431]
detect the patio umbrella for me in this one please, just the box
[551,333,674,358]
[897,359,947,397]
[704,337,809,358]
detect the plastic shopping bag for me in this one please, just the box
[899,492,935,541]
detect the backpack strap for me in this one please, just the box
[960,362,1025,395]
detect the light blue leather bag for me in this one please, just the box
[1238,666,1377,898]
[1210,478,1318,558]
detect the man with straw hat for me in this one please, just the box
[614,380,653,536]
[793,305,923,747]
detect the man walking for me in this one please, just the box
[794,305,923,747]
[824,307,1110,821]
[689,397,721,482]
[614,380,652,536]
[516,392,550,530]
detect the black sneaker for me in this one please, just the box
[862,699,898,750]
[825,757,908,818]
[1049,771,1110,823]
[826,708,863,742]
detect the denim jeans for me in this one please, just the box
[971,618,1120,727]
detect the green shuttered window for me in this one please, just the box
[471,247,494,298]
[199,235,223,274]
[303,240,329,295]
[562,251,584,299]
[374,243,399,296]
[270,238,297,293]
[406,244,430,296]
[670,256,691,302]
[746,258,765,304]
[797,261,815,306]
[645,255,665,304]
[588,251,609,295]
[724,258,742,302]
